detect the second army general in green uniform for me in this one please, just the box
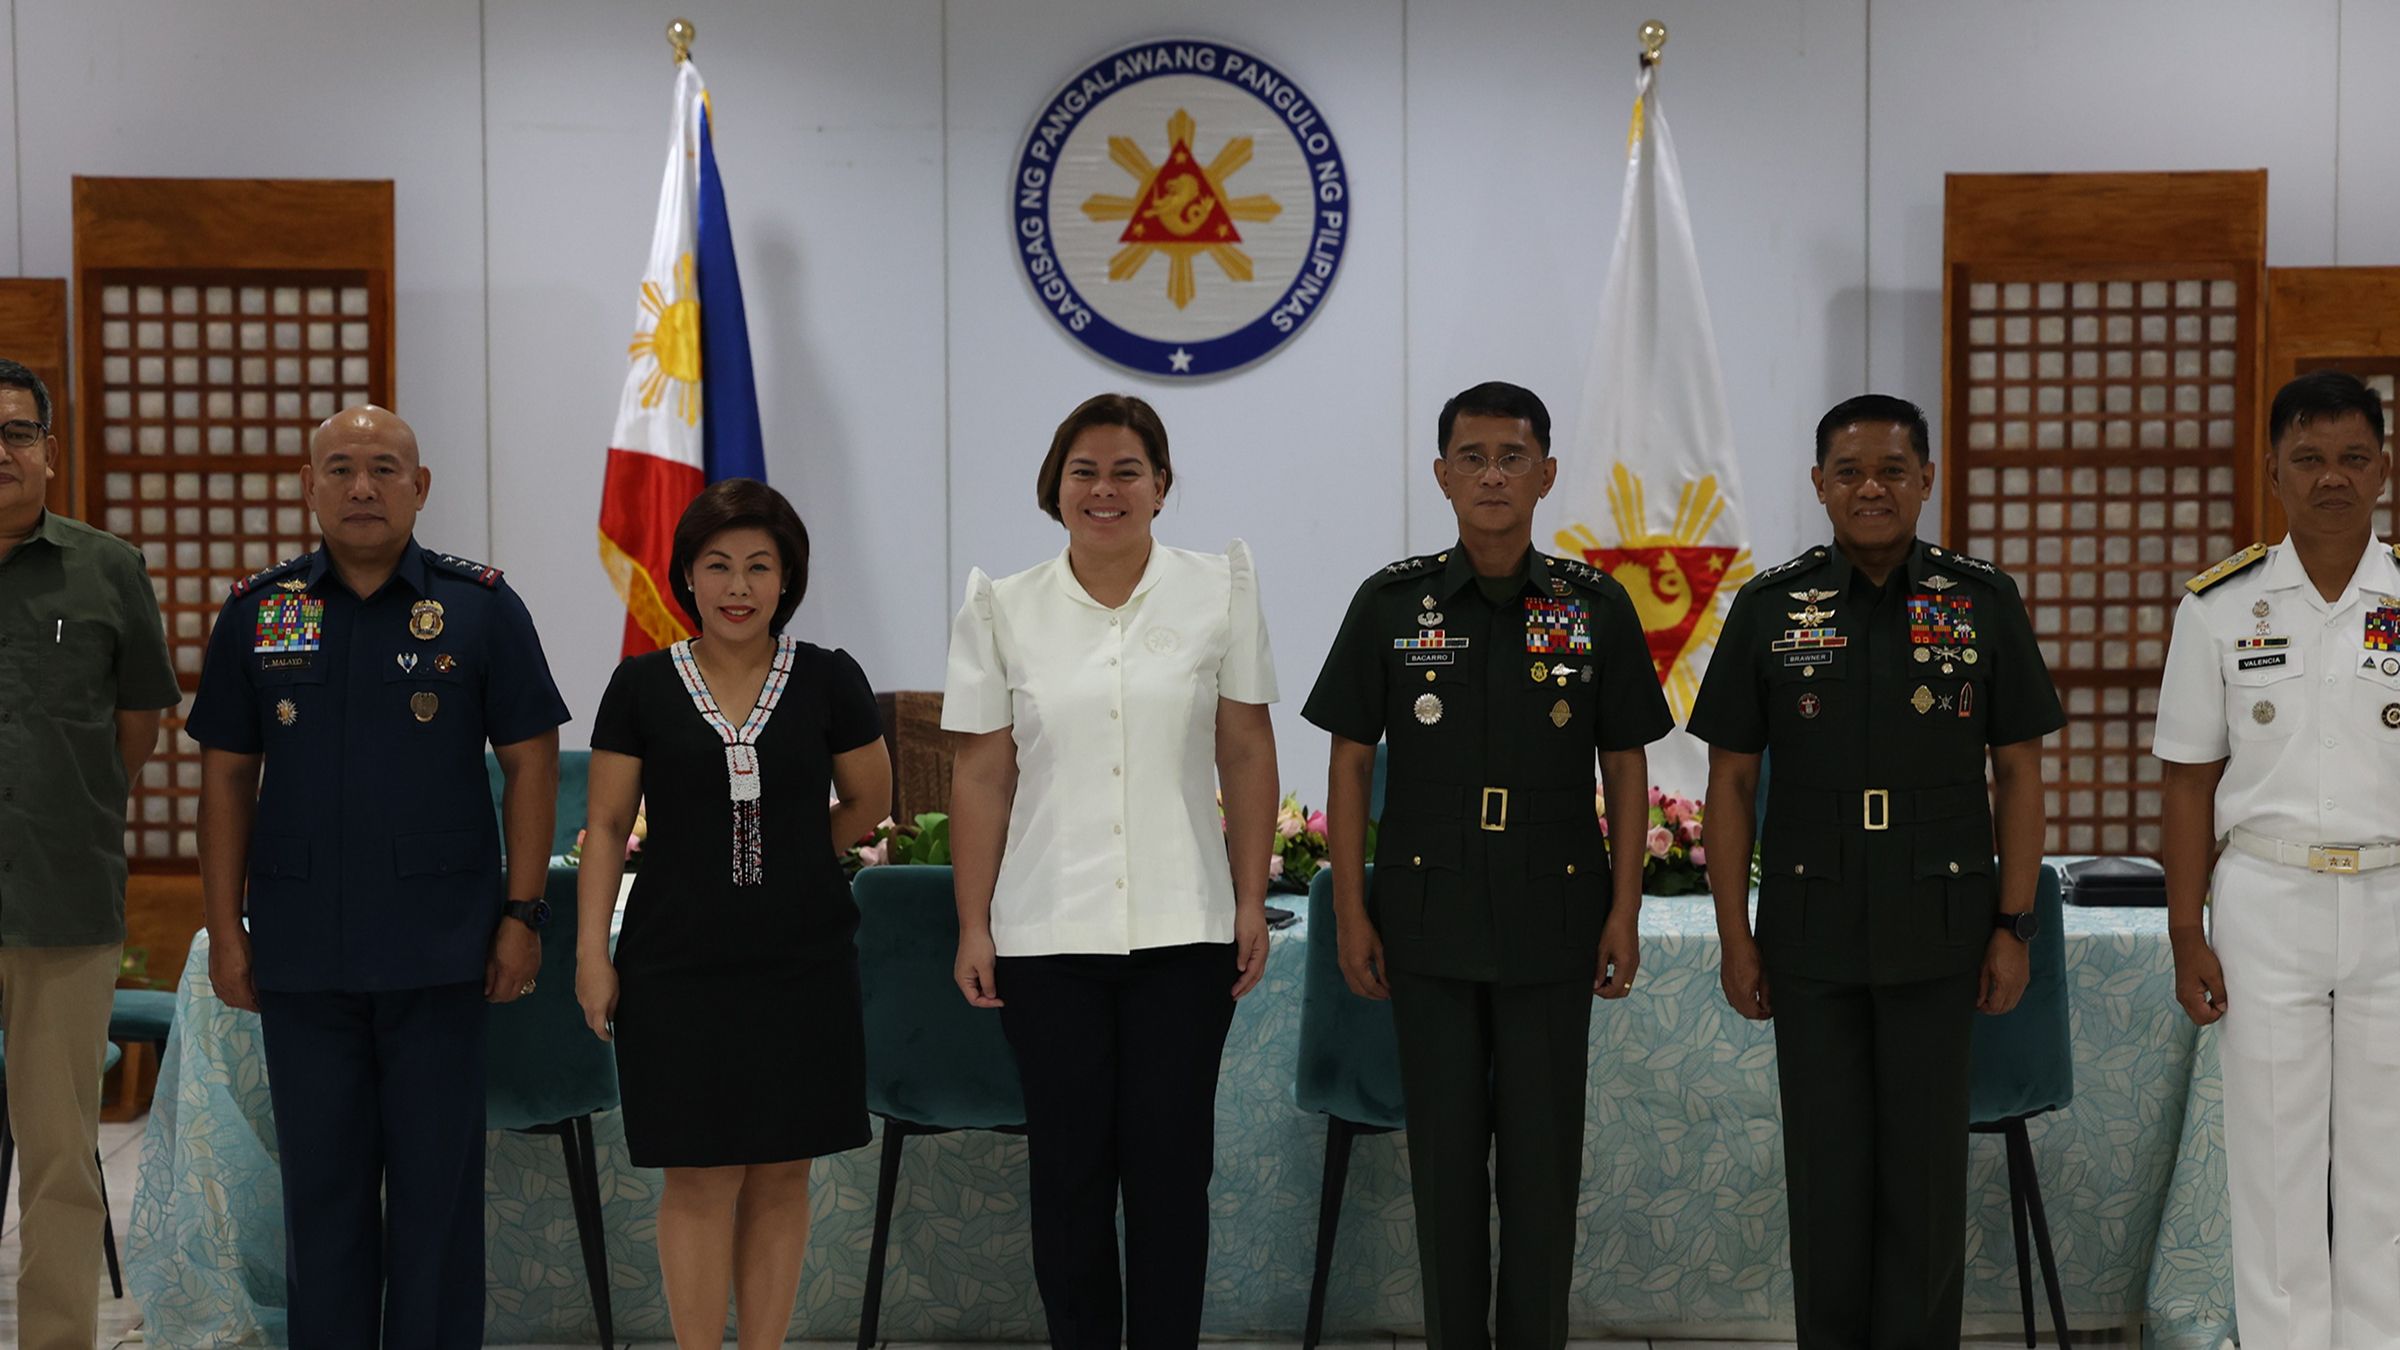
[1688,396,2063,1349]
[1305,382,1671,1349]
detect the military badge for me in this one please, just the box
[1530,661,1549,684]
[253,594,325,654]
[2384,702,2400,730]
[1959,683,1975,718]
[1797,693,1821,718]
[1911,685,1936,715]
[1789,588,1836,604]
[1413,692,1444,725]
[434,653,457,673]
[276,577,307,592]
[1549,699,1571,728]
[1787,601,1836,628]
[1907,593,1976,645]
[2253,599,2271,618]
[409,599,445,641]
[1395,626,1470,670]
[274,698,298,727]
[2235,636,2288,650]
[410,691,440,723]
[2252,700,2276,725]
[1771,627,1848,653]
[1010,38,1350,378]
[395,653,418,675]
[1921,575,1957,592]
[2366,605,2398,652]
[1523,597,1592,654]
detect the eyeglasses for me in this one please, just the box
[0,420,48,450]
[1447,450,1540,478]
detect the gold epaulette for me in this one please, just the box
[2187,542,2268,595]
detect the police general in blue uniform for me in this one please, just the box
[189,406,569,1349]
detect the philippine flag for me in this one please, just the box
[598,59,764,658]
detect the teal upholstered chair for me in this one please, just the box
[1293,862,1405,1349]
[0,1037,127,1297]
[485,747,593,858]
[852,864,1026,1350]
[485,861,619,1349]
[1969,861,2073,1348]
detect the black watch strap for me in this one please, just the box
[501,897,549,931]
[1994,909,2037,942]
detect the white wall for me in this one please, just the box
[2,0,2387,796]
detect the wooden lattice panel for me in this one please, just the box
[75,179,394,868]
[90,279,385,861]
[0,279,72,514]
[2262,269,2400,546]
[1944,174,2266,858]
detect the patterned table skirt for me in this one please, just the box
[124,900,2231,1345]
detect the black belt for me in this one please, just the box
[1777,783,1988,832]
[1382,781,1592,832]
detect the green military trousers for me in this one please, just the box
[1768,967,1981,1350]
[1387,969,1593,1350]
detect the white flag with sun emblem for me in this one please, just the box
[1551,58,1753,799]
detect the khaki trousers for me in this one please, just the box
[0,942,122,1350]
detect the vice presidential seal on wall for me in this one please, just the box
[1012,37,1351,378]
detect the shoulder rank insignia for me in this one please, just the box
[2188,542,2269,595]
[1753,547,1828,587]
[1547,556,1606,586]
[431,553,504,588]
[1378,553,1443,580]
[229,554,310,600]
[1926,545,1999,577]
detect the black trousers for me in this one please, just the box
[1768,967,1980,1350]
[996,941,1239,1350]
[1386,970,1593,1350]
[257,983,488,1350]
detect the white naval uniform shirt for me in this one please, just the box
[941,540,1278,957]
[2151,535,2400,843]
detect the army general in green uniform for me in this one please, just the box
[1688,395,2063,1348]
[1305,381,1671,1349]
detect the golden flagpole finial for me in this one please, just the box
[667,18,696,65]
[1639,20,1668,67]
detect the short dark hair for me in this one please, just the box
[1036,393,1172,522]
[1438,381,1550,456]
[0,359,52,429]
[669,478,810,635]
[1814,394,1931,465]
[2268,369,2385,448]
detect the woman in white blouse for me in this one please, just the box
[943,393,1280,1348]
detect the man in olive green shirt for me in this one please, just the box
[0,359,180,1350]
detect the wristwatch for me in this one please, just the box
[1994,908,2038,943]
[501,897,551,931]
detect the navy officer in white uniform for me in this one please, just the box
[2154,369,2400,1350]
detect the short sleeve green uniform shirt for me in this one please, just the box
[1687,539,2064,983]
[0,512,182,946]
[1304,545,1672,984]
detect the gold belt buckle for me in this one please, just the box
[1863,789,1890,832]
[1480,787,1509,832]
[2310,845,2362,874]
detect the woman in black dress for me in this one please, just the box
[574,479,890,1349]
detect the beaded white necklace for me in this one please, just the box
[669,635,796,886]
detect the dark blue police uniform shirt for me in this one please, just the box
[185,539,571,993]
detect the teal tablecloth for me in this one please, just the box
[124,895,2232,1344]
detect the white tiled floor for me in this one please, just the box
[1,1118,147,1348]
[3,1122,2125,1349]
